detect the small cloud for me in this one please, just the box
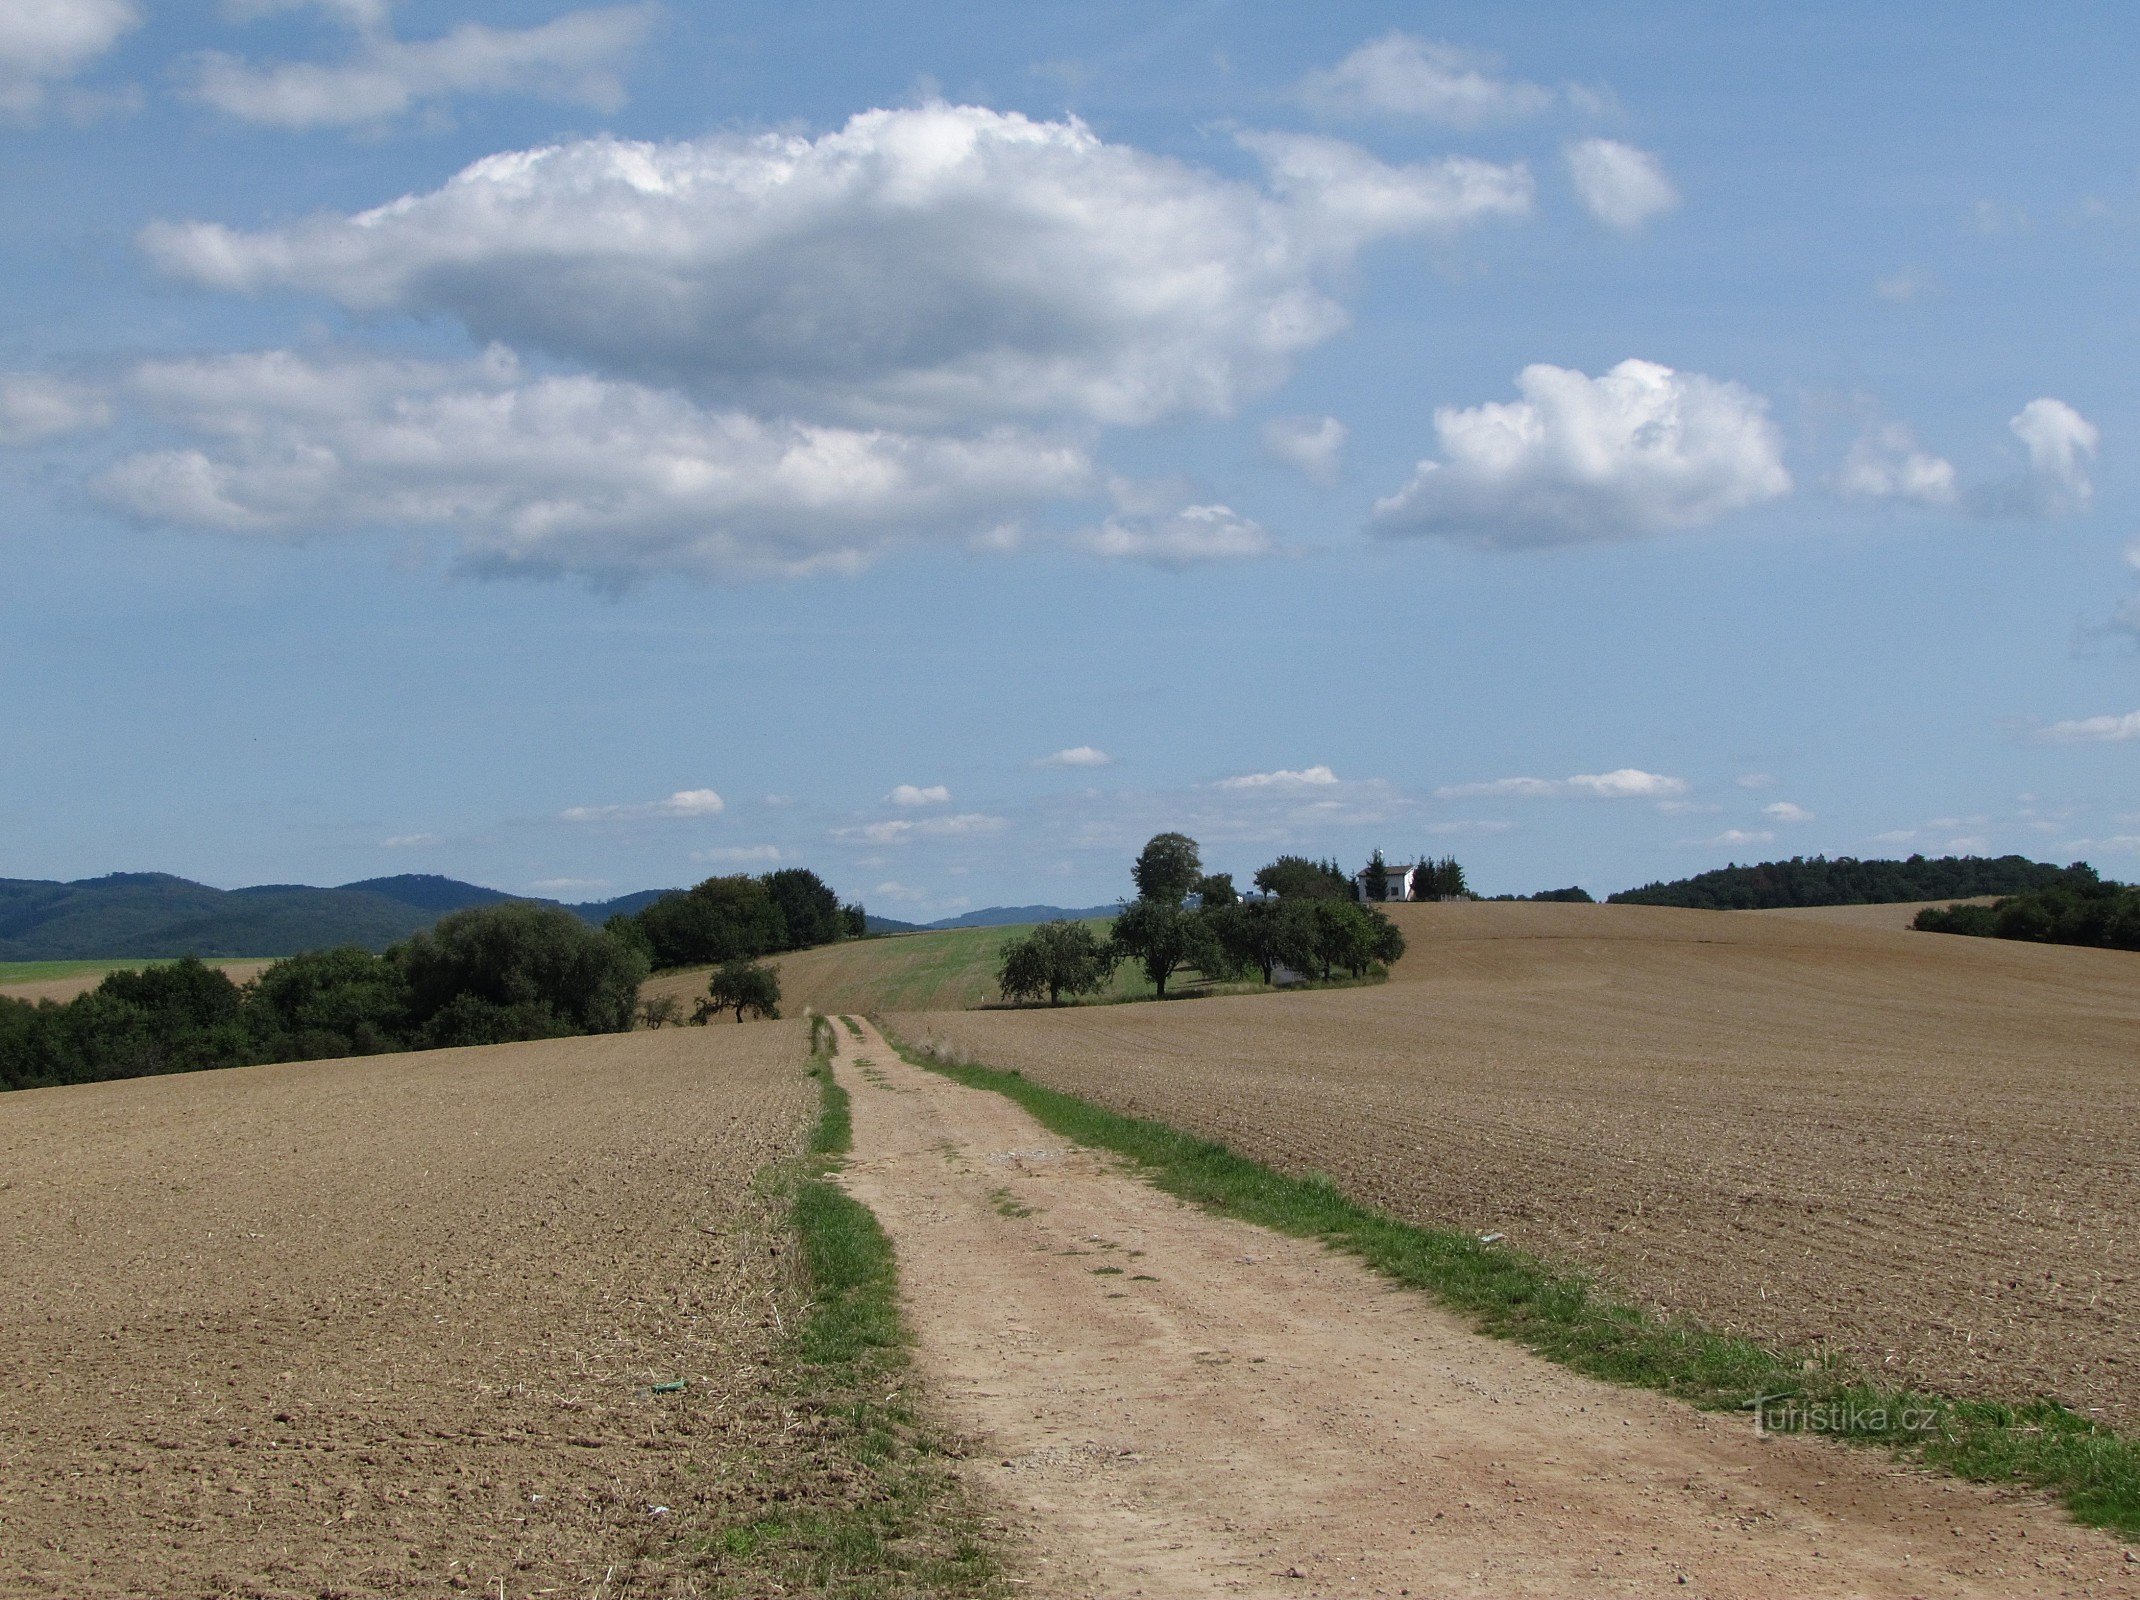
[1734,772,1776,789]
[1262,414,1347,483]
[1437,768,1686,800]
[886,783,951,807]
[1763,801,1815,823]
[561,787,725,822]
[1836,423,1959,509]
[531,876,612,894]
[1425,818,1513,835]
[1070,502,1276,568]
[834,813,1007,845]
[1215,764,1341,790]
[1698,828,1775,848]
[761,793,794,807]
[380,832,440,849]
[1875,267,1937,303]
[1565,139,1680,232]
[691,844,782,864]
[1295,33,1554,126]
[0,374,112,445]
[1035,745,1113,769]
[2037,710,2140,744]
[2003,397,2098,516]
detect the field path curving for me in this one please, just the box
[830,1015,2135,1599]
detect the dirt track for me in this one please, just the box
[831,1015,2135,1597]
[912,901,2140,1432]
[0,1024,813,1597]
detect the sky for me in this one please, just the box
[3,1,2137,916]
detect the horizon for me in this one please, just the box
[5,4,2136,917]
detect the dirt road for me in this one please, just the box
[830,1016,2135,1599]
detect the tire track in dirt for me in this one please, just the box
[829,1016,2135,1599]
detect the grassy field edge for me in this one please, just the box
[882,1023,2140,1542]
[697,1015,1003,1597]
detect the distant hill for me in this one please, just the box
[862,903,1116,937]
[1609,854,2070,912]
[0,872,683,960]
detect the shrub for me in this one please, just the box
[397,902,646,1043]
[695,957,781,1023]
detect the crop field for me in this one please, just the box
[907,900,2140,1433]
[0,1023,819,1597]
[0,957,273,1005]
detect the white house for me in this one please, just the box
[1354,861,1420,903]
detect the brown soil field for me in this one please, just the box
[907,901,2140,1433]
[0,958,274,1005]
[0,1023,816,1598]
[1749,896,1999,930]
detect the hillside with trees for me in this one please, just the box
[1914,865,2140,950]
[1608,854,2067,911]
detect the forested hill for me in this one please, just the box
[1608,854,2070,911]
[0,873,672,960]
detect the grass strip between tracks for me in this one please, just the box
[884,1024,2140,1542]
[698,1016,1003,1598]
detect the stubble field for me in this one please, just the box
[907,900,2140,1432]
[0,1023,816,1598]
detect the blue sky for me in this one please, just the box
[3,1,2136,915]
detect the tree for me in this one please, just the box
[997,920,1119,1006]
[1363,850,1390,902]
[1207,898,1312,985]
[1132,832,1204,907]
[397,902,647,1046]
[763,868,845,948]
[634,875,788,968]
[840,902,869,939]
[696,957,782,1023]
[1252,854,1351,900]
[1193,872,1239,908]
[247,945,408,1061]
[1109,898,1214,999]
[637,994,682,1029]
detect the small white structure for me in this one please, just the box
[1354,861,1420,903]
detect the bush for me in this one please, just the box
[247,946,408,1061]
[1915,866,2140,952]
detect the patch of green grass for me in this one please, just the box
[0,957,269,987]
[985,1187,1036,1219]
[888,1030,2140,1542]
[696,1040,1003,1598]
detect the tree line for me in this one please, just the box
[0,902,646,1093]
[1609,853,2067,911]
[607,867,864,969]
[996,833,1407,1006]
[1913,864,2140,950]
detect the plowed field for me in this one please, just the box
[909,901,2140,1431]
[0,1023,815,1598]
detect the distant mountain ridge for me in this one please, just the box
[0,872,676,960]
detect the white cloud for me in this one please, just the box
[561,787,725,822]
[887,783,950,807]
[100,348,1090,582]
[1295,33,1554,125]
[1836,423,1958,509]
[691,843,782,864]
[143,104,1530,431]
[1700,828,1775,849]
[1262,414,1347,482]
[0,373,111,445]
[2038,710,2140,745]
[1875,267,1936,303]
[0,0,138,117]
[1215,764,1341,790]
[1436,768,1687,800]
[871,880,928,903]
[1372,359,1790,548]
[1734,772,1776,789]
[1034,746,1112,769]
[380,831,439,848]
[1070,503,1275,569]
[834,812,1006,845]
[185,4,656,129]
[1565,140,1679,232]
[1763,801,1815,823]
[2005,397,2098,515]
[531,876,612,893]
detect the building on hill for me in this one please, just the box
[1354,862,1420,903]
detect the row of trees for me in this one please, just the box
[997,833,1407,1006]
[0,903,647,1093]
[609,868,865,970]
[1913,864,2140,950]
[1611,854,2067,910]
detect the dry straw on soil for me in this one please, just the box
[911,900,2140,1433]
